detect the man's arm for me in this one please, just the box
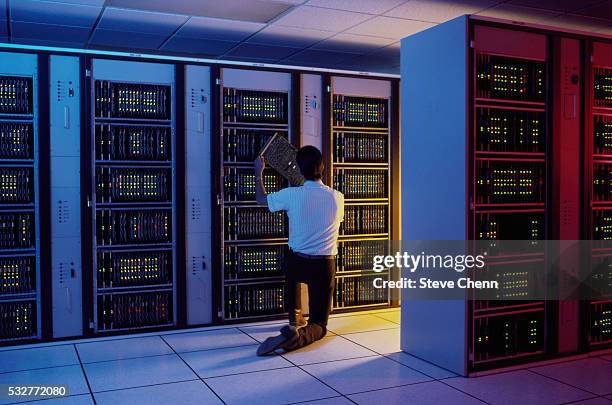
[255,155,268,206]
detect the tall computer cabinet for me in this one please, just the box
[0,52,41,343]
[401,16,589,374]
[87,59,177,334]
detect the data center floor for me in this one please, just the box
[0,308,611,405]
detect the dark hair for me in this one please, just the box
[296,145,324,181]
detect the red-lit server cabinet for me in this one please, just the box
[585,40,612,349]
[401,16,584,375]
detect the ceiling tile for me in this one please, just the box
[385,0,499,23]
[90,29,168,49]
[106,0,296,23]
[546,14,612,32]
[273,5,371,31]
[224,43,300,59]
[312,33,396,53]
[574,1,612,20]
[175,16,264,41]
[0,1,5,20]
[282,48,361,65]
[11,0,102,27]
[506,0,603,13]
[161,36,238,55]
[97,7,188,36]
[305,0,406,15]
[345,16,434,39]
[247,25,335,47]
[0,36,7,43]
[41,0,105,5]
[11,21,90,42]
[475,4,563,24]
[0,20,6,36]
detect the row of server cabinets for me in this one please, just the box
[0,51,399,344]
[402,16,612,375]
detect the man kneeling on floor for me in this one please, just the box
[254,146,344,355]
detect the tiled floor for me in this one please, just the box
[0,308,611,405]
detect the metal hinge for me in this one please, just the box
[217,194,222,206]
[470,40,474,48]
[216,78,222,86]
[87,196,91,208]
[85,69,91,77]
[89,320,95,329]
[217,308,223,318]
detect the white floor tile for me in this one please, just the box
[301,356,431,395]
[326,314,399,335]
[444,370,592,405]
[0,366,89,405]
[238,323,289,343]
[181,344,292,378]
[349,380,484,405]
[342,328,400,354]
[385,352,457,379]
[83,354,196,392]
[282,335,377,365]
[296,397,354,405]
[94,380,223,405]
[530,358,612,396]
[25,394,94,404]
[76,336,173,363]
[205,366,337,405]
[373,311,400,324]
[0,345,79,373]
[162,328,257,353]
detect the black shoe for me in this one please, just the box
[256,326,299,356]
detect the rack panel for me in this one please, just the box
[224,282,285,320]
[334,274,389,309]
[95,81,170,120]
[594,67,612,108]
[340,204,388,236]
[0,76,33,115]
[0,300,36,341]
[223,167,286,203]
[476,54,545,102]
[333,168,388,200]
[476,212,544,240]
[593,115,612,155]
[0,122,33,159]
[333,131,387,163]
[95,124,171,162]
[224,244,286,281]
[333,95,387,128]
[476,107,545,153]
[223,88,287,124]
[476,160,545,205]
[473,310,545,364]
[97,291,172,331]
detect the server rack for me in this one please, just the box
[0,52,40,343]
[328,77,396,312]
[89,59,177,333]
[469,27,550,367]
[218,68,291,321]
[586,40,612,349]
[401,17,587,375]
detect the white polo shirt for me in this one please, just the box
[267,180,344,256]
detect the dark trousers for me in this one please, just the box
[283,250,336,351]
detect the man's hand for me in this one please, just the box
[254,155,265,178]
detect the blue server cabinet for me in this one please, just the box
[0,52,41,343]
[89,59,177,333]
